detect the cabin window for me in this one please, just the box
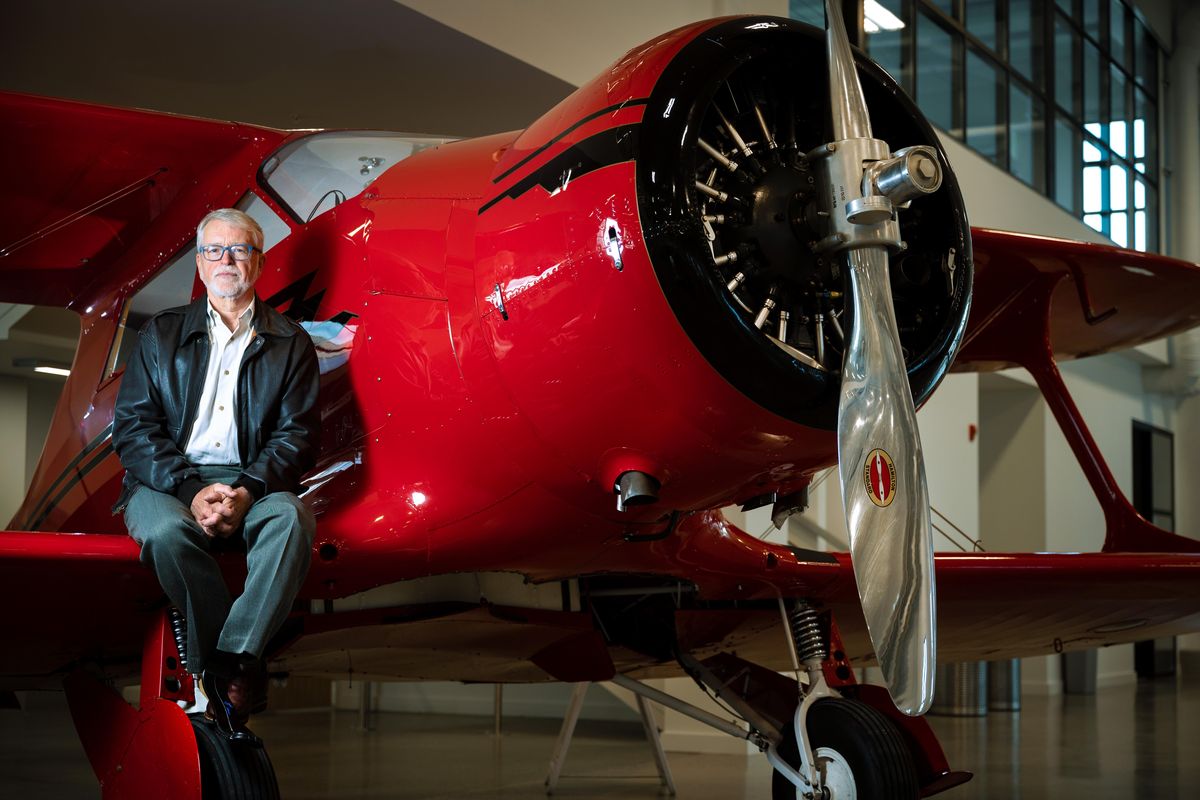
[103,193,291,379]
[261,132,448,225]
[104,242,198,379]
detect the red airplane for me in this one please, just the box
[2,8,1199,800]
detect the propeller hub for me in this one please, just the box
[741,164,819,278]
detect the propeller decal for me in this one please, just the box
[864,449,896,508]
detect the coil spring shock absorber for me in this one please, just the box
[787,600,827,669]
[168,606,189,672]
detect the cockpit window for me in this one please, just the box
[261,131,449,223]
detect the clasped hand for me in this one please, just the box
[190,483,253,538]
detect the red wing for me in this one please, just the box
[956,227,1200,371]
[5,526,1198,685]
[0,92,285,306]
[670,551,1200,672]
[0,532,158,687]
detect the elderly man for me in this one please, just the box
[112,208,320,744]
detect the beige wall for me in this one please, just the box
[0,375,66,529]
[0,379,27,526]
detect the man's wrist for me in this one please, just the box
[176,477,207,506]
[232,474,265,502]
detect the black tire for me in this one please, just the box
[771,698,918,800]
[190,714,281,800]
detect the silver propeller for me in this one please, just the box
[818,0,937,715]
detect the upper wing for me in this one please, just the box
[955,228,1200,371]
[0,92,286,306]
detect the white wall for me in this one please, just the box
[979,374,1045,554]
[1161,1,1200,664]
[24,380,62,494]
[918,373,981,548]
[0,379,27,526]
[939,134,1110,242]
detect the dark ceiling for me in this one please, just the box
[0,0,576,137]
[0,0,576,383]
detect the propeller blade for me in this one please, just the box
[837,249,936,715]
[820,0,937,715]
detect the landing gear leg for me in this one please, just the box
[768,599,919,799]
[771,697,917,799]
[64,608,281,799]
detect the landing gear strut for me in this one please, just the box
[771,697,917,800]
[64,609,282,799]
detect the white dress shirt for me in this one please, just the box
[185,301,255,465]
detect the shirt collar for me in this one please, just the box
[207,300,255,334]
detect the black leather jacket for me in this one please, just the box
[112,296,320,513]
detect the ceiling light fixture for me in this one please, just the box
[864,0,905,33]
[13,358,71,378]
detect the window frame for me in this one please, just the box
[847,0,1162,252]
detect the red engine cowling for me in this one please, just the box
[309,17,971,589]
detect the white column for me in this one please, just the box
[1166,4,1200,667]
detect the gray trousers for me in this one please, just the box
[125,465,315,673]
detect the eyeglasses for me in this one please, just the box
[198,243,259,261]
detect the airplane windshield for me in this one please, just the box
[262,131,449,223]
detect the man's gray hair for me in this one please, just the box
[197,208,265,251]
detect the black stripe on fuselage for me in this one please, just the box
[491,98,649,185]
[23,424,114,530]
[479,123,640,215]
[28,440,115,531]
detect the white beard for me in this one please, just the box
[204,269,251,299]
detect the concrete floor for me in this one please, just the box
[1,677,1197,798]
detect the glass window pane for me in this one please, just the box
[1084,213,1103,233]
[1135,209,1146,251]
[1010,0,1044,85]
[1111,120,1126,159]
[1109,164,1127,211]
[788,0,825,27]
[107,245,197,377]
[1145,179,1158,250]
[1109,0,1127,67]
[1111,210,1127,246]
[1010,82,1045,190]
[1083,135,1102,162]
[264,131,448,223]
[1056,0,1073,12]
[1083,165,1103,212]
[1110,65,1128,153]
[1134,176,1146,209]
[1083,0,1101,41]
[918,11,961,136]
[1083,38,1103,125]
[966,48,1005,166]
[865,0,911,92]
[929,0,956,18]
[1136,19,1158,90]
[1054,117,1081,212]
[1055,16,1080,115]
[1135,89,1157,173]
[965,0,999,51]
